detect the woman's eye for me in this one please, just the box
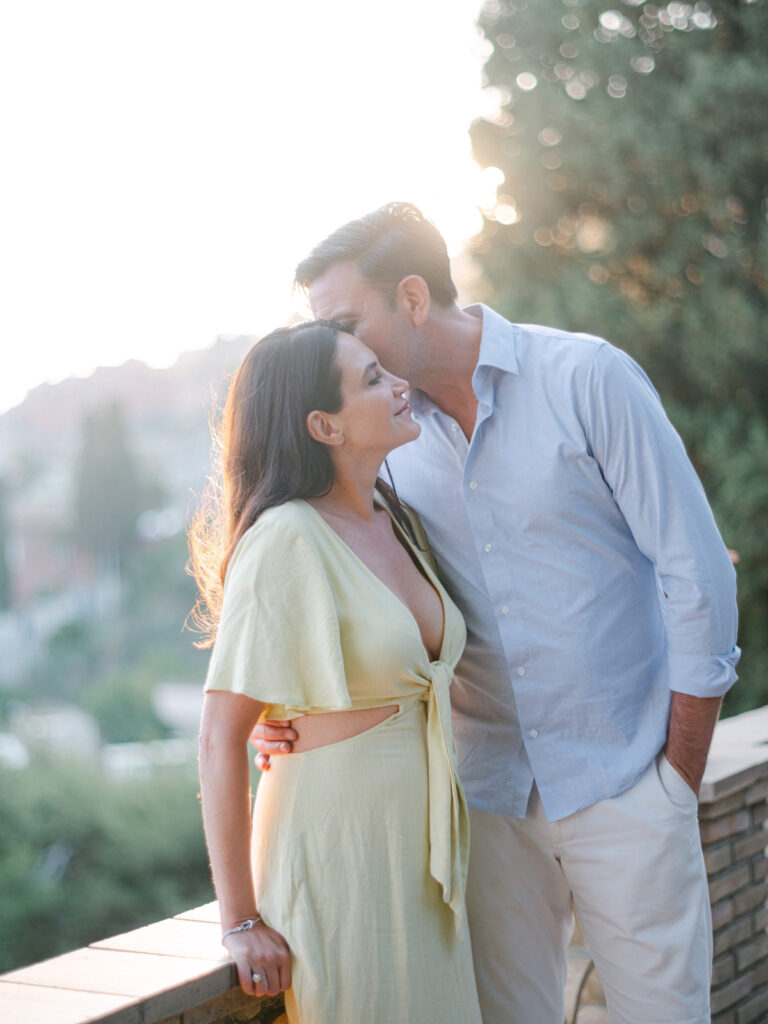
[369,373,382,386]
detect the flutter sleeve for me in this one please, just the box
[203,511,351,711]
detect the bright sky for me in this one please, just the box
[0,1,498,415]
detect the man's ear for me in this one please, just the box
[396,275,431,327]
[306,410,345,447]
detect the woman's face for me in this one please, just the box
[328,332,420,457]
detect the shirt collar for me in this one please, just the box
[407,303,519,418]
[466,303,519,377]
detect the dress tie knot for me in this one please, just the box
[424,660,469,931]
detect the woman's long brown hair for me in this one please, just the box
[187,321,413,647]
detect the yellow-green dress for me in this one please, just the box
[204,498,482,1024]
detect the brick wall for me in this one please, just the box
[699,706,768,1024]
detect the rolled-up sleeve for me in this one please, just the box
[583,344,740,698]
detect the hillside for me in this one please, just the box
[0,335,253,491]
[0,336,255,610]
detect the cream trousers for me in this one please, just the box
[466,755,712,1024]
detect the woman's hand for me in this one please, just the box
[224,921,292,997]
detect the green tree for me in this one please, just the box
[0,480,11,611]
[470,0,768,712]
[0,760,212,972]
[73,402,163,566]
[79,665,169,743]
[12,532,206,714]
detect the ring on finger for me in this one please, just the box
[252,971,265,983]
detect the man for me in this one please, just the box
[253,203,739,1022]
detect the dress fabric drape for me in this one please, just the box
[204,498,482,1024]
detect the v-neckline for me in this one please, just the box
[299,498,447,664]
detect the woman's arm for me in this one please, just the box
[198,691,292,997]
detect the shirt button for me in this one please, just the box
[517,667,526,676]
[468,480,478,490]
[529,729,539,739]
[483,543,493,553]
[501,606,510,615]
[451,422,459,432]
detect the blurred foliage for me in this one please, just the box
[470,0,768,713]
[0,468,213,971]
[0,479,11,611]
[0,760,212,972]
[9,532,206,710]
[122,531,202,658]
[79,666,169,743]
[73,402,165,562]
[42,620,103,703]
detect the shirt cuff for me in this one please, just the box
[668,646,741,698]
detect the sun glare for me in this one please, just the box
[0,1,490,414]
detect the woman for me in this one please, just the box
[191,321,481,1023]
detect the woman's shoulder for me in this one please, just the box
[227,500,324,578]
[255,498,318,533]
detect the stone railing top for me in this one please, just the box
[0,902,239,1024]
[700,705,768,803]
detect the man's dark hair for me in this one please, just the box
[295,202,458,308]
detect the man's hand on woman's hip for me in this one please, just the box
[249,720,297,771]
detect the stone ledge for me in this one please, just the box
[700,707,768,804]
[0,902,285,1024]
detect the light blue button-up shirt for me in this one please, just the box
[386,304,740,821]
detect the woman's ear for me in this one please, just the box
[306,410,345,447]
[396,275,431,327]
